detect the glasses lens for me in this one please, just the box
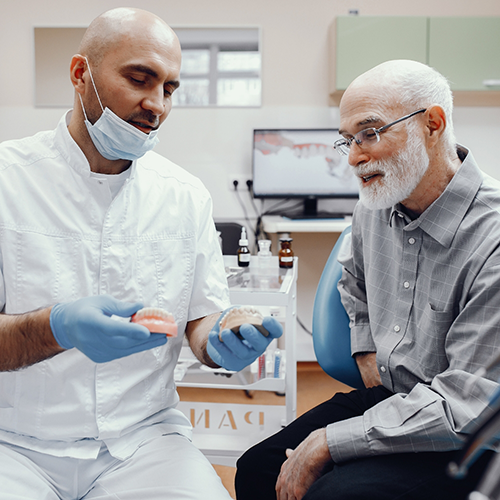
[356,128,379,146]
[334,139,350,156]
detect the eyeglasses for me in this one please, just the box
[333,108,427,156]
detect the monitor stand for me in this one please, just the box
[285,198,348,220]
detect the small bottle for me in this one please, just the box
[273,349,282,378]
[257,239,272,274]
[258,352,266,380]
[237,227,250,267]
[279,236,294,268]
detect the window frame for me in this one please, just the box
[172,27,262,108]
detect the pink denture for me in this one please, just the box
[131,307,178,337]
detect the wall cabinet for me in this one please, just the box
[334,17,428,92]
[330,16,500,106]
[428,17,500,92]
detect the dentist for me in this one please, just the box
[0,7,281,500]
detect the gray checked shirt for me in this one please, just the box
[329,147,500,463]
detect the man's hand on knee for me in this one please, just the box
[275,428,332,500]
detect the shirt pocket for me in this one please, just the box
[105,236,195,325]
[412,303,455,381]
[2,230,99,313]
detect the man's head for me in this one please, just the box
[338,60,458,213]
[68,8,181,168]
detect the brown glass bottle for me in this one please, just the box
[279,237,294,268]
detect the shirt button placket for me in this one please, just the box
[402,234,418,293]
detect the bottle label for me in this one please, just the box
[239,254,251,262]
[280,257,293,262]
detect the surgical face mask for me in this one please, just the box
[79,58,160,161]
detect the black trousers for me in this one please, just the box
[235,386,493,499]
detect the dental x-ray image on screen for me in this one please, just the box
[252,129,358,217]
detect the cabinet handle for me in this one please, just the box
[483,79,500,87]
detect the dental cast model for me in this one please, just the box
[218,306,269,341]
[131,307,178,337]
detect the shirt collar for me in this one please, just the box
[54,110,137,180]
[390,146,484,247]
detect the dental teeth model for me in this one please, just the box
[131,307,178,337]
[218,306,269,341]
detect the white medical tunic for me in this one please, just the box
[0,112,230,460]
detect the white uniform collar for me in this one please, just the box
[54,110,137,180]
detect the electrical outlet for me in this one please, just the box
[229,174,253,191]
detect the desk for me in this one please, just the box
[262,215,351,234]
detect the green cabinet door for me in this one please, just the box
[335,16,428,90]
[428,17,500,91]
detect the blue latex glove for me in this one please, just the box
[50,295,168,363]
[207,309,283,371]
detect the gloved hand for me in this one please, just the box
[50,295,168,363]
[207,309,283,372]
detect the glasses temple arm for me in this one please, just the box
[377,108,427,133]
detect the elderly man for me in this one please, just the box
[235,60,500,499]
[0,7,281,500]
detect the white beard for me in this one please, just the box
[356,134,430,211]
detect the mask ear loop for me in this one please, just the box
[78,94,89,121]
[82,56,105,113]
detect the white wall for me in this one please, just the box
[2,0,500,359]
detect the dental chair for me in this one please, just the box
[312,226,364,389]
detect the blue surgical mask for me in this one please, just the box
[79,58,160,161]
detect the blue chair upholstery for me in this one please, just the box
[312,226,364,389]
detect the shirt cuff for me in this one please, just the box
[326,415,372,463]
[350,325,376,355]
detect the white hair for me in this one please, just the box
[393,63,456,152]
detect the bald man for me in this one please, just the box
[0,7,283,499]
[235,60,500,499]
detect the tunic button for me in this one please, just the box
[380,366,387,373]
[403,281,410,289]
[408,237,416,245]
[394,325,401,332]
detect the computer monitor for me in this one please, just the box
[252,128,359,218]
